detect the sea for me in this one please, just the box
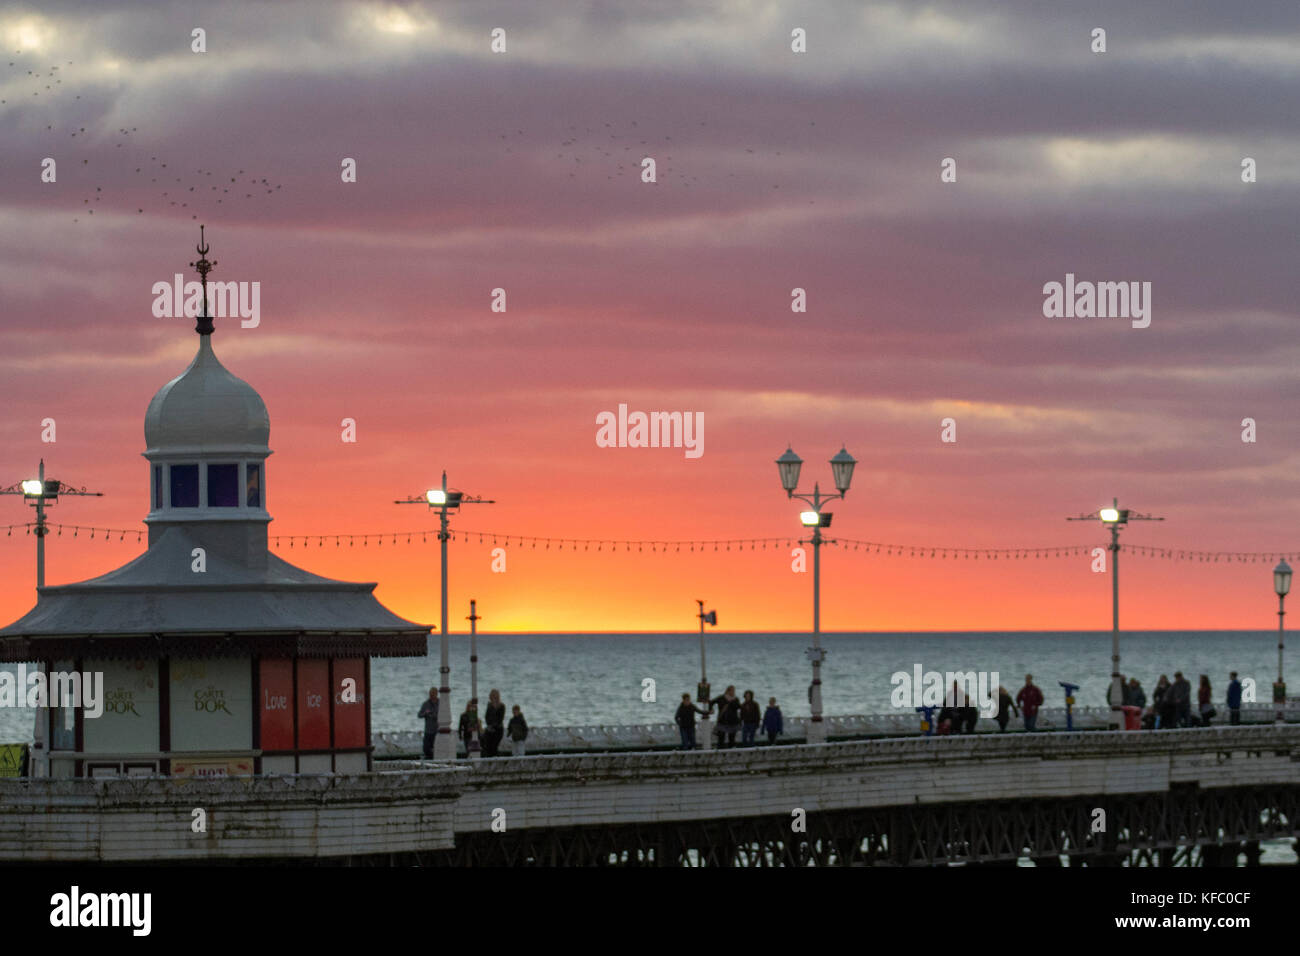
[0,630,1286,738]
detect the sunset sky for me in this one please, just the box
[2,1,1299,633]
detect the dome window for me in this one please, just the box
[207,464,240,508]
[170,464,199,508]
[246,463,262,508]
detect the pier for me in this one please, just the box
[3,723,1296,866]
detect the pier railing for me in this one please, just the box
[373,701,1297,757]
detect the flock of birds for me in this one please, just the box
[4,48,817,226]
[540,117,810,201]
[5,49,286,224]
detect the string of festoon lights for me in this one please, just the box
[1,522,1296,563]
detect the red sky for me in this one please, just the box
[2,1,1299,632]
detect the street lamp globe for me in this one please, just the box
[1099,506,1120,524]
[776,447,803,496]
[830,447,856,495]
[1275,560,1292,598]
[426,489,447,506]
[20,479,42,497]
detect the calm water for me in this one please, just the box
[2,630,1286,739]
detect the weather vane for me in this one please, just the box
[187,224,217,336]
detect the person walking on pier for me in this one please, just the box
[418,687,439,759]
[960,687,979,734]
[1171,672,1192,728]
[995,686,1017,732]
[1127,677,1146,710]
[1117,674,1131,707]
[1152,675,1172,729]
[458,699,481,756]
[1016,675,1043,732]
[1197,675,1215,726]
[483,689,506,757]
[507,705,529,756]
[740,690,761,746]
[711,686,742,748]
[1227,672,1243,725]
[676,693,706,749]
[762,697,783,745]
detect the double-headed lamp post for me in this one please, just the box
[1067,498,1163,721]
[1274,560,1291,724]
[396,472,495,760]
[776,446,856,744]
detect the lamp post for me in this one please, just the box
[1067,498,1163,724]
[1,460,105,588]
[467,599,482,758]
[1274,560,1291,724]
[695,600,717,750]
[396,472,494,760]
[2,461,103,778]
[776,445,856,744]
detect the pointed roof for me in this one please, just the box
[145,336,269,455]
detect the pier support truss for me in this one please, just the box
[401,785,1299,867]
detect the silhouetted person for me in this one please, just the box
[1016,675,1044,732]
[1127,677,1145,709]
[458,699,480,755]
[483,689,506,756]
[1171,672,1192,727]
[996,686,1018,732]
[675,693,706,750]
[710,686,742,748]
[762,697,783,744]
[1197,674,1214,726]
[507,705,528,756]
[739,690,761,746]
[1227,672,1243,725]
[417,686,439,759]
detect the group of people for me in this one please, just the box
[418,687,530,758]
[1124,671,1245,729]
[933,679,1037,735]
[674,686,784,749]
[936,670,1250,735]
[418,669,1251,756]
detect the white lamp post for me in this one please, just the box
[1068,498,1163,725]
[396,472,494,760]
[777,446,855,744]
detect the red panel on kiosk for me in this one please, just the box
[296,659,331,750]
[259,659,294,752]
[333,658,367,749]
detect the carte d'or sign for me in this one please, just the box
[169,658,251,753]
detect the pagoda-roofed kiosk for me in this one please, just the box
[0,235,429,779]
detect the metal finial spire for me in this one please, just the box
[187,224,218,336]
